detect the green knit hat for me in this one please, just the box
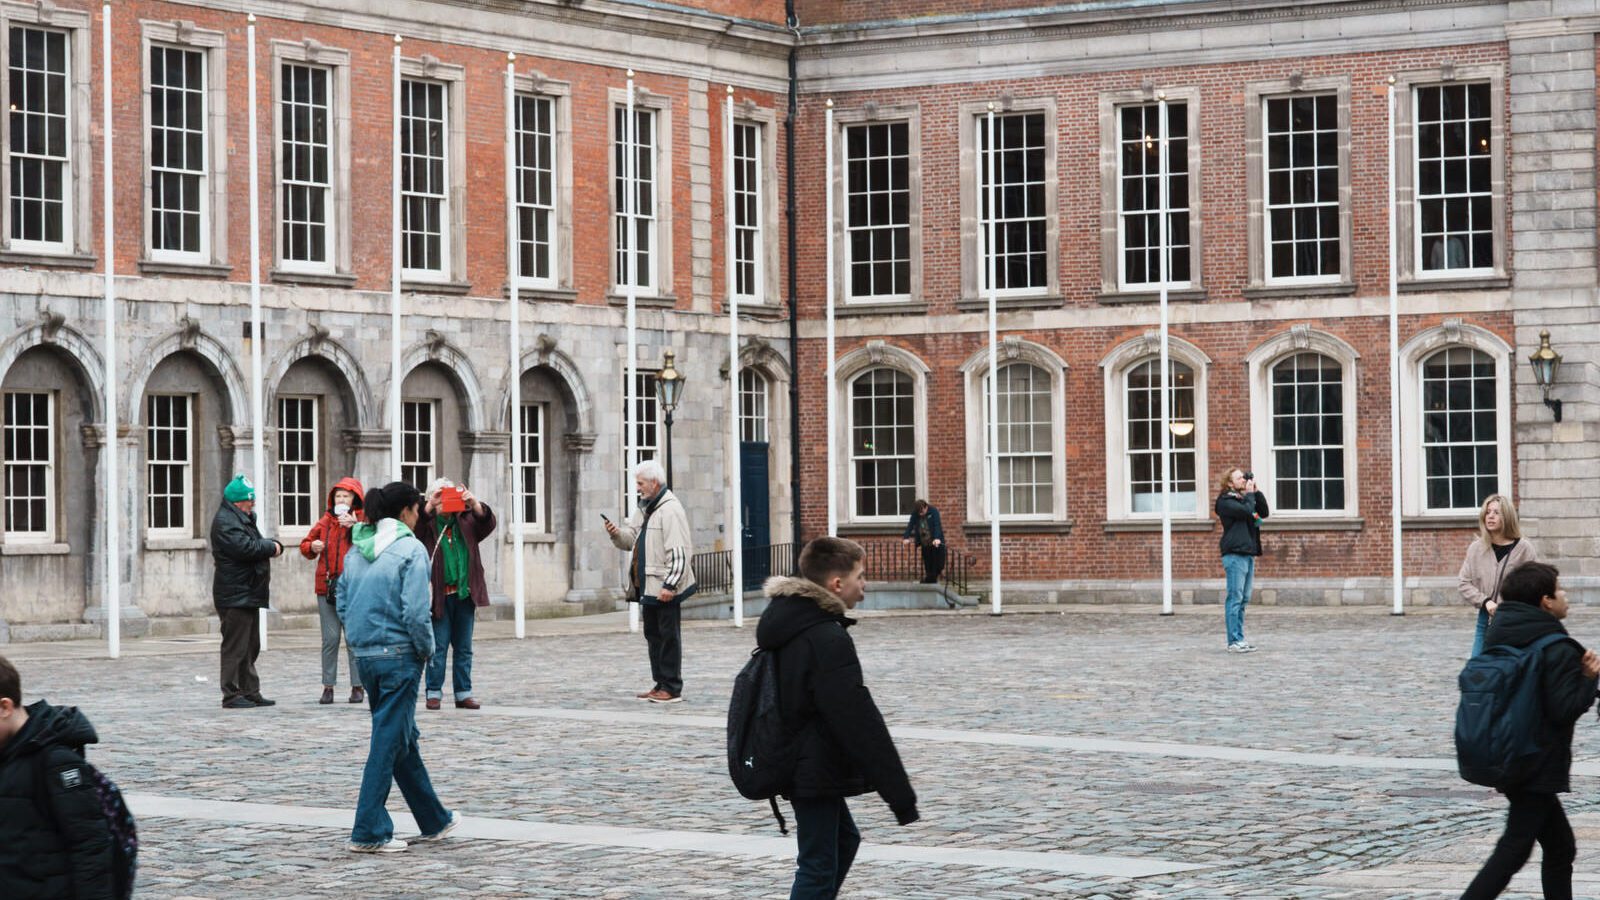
[224,474,255,503]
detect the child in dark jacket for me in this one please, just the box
[756,537,919,900]
[300,477,366,704]
[1461,562,1600,900]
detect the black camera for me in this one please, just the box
[1243,471,1254,481]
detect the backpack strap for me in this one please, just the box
[769,798,789,835]
[1526,632,1576,657]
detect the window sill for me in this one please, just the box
[402,279,472,296]
[955,294,1064,312]
[1241,283,1357,300]
[606,293,678,309]
[1096,288,1208,305]
[0,542,70,556]
[1261,516,1364,532]
[962,519,1074,535]
[0,249,97,269]
[834,301,928,318]
[504,531,558,544]
[1102,519,1215,533]
[504,284,579,303]
[138,260,233,278]
[270,268,358,288]
[1398,275,1511,293]
[1401,515,1480,530]
[837,522,910,537]
[145,537,208,552]
[730,301,788,320]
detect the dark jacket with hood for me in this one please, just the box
[755,576,918,824]
[412,503,497,617]
[1215,489,1270,557]
[902,507,944,547]
[299,477,366,597]
[0,702,114,900]
[209,499,280,610]
[1482,601,1597,794]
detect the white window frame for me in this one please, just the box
[517,402,546,533]
[2,390,55,543]
[399,77,448,280]
[1413,80,1494,278]
[0,3,92,261]
[1246,327,1361,520]
[272,40,352,278]
[396,56,466,287]
[611,103,662,298]
[1115,100,1192,291]
[829,103,922,307]
[140,21,227,268]
[841,119,913,303]
[1101,334,1211,523]
[1097,88,1203,298]
[731,119,764,303]
[401,398,436,491]
[276,395,319,531]
[4,24,71,253]
[512,91,557,290]
[145,392,193,538]
[738,367,768,444]
[959,98,1059,305]
[512,74,573,294]
[831,342,929,526]
[620,368,661,502]
[1398,321,1512,517]
[728,105,781,307]
[1261,92,1344,286]
[961,340,1069,525]
[975,109,1051,299]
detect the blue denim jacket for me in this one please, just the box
[337,520,435,662]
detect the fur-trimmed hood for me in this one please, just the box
[757,575,850,650]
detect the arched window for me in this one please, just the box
[1125,359,1197,513]
[1420,346,1499,511]
[849,368,916,519]
[739,368,768,444]
[984,363,1054,517]
[1269,352,1346,512]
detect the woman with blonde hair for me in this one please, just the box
[1215,466,1270,653]
[1459,493,1538,657]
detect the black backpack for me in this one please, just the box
[728,644,807,834]
[33,751,138,900]
[1455,632,1571,788]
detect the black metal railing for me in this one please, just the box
[691,540,973,598]
[692,542,796,595]
[857,540,974,597]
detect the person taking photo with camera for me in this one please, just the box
[413,478,496,711]
[1215,467,1269,653]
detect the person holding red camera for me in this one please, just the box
[413,478,497,710]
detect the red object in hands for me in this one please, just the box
[439,486,466,514]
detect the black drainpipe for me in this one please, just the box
[785,0,802,563]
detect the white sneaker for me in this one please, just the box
[1227,642,1257,654]
[348,838,408,853]
[412,812,459,843]
[1238,641,1258,651]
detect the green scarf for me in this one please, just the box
[435,514,470,599]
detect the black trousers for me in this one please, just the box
[642,602,683,696]
[1461,790,1575,900]
[218,606,262,703]
[789,796,860,900]
[920,544,946,584]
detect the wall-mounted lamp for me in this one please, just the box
[1528,330,1563,423]
[1169,420,1195,438]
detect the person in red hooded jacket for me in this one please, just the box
[301,477,366,705]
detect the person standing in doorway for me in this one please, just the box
[606,459,697,703]
[901,499,945,584]
[413,479,496,711]
[301,477,366,705]
[1215,467,1269,653]
[210,475,283,708]
[1459,494,1538,658]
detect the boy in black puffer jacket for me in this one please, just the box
[1461,562,1599,900]
[757,536,918,900]
[0,655,116,899]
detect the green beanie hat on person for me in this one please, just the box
[224,474,255,503]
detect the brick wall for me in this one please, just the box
[795,0,1049,25]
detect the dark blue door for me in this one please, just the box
[740,442,771,590]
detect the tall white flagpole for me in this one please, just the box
[726,86,744,627]
[102,1,120,659]
[1157,93,1174,617]
[625,70,640,634]
[1388,76,1404,616]
[984,104,1002,616]
[506,53,526,639]
[824,99,837,538]
[247,14,269,651]
[390,36,403,482]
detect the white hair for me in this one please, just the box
[631,459,667,486]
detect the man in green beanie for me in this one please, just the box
[210,474,284,709]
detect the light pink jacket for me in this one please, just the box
[1458,537,1538,609]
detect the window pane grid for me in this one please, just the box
[732,122,762,299]
[844,122,911,300]
[849,368,915,518]
[280,63,331,267]
[276,396,318,528]
[519,403,544,527]
[1118,102,1190,287]
[149,45,206,255]
[8,26,70,247]
[400,79,446,273]
[613,108,657,291]
[3,391,53,537]
[1422,346,1498,510]
[1270,353,1345,512]
[1125,360,1196,513]
[146,394,191,532]
[1416,83,1493,272]
[1265,95,1340,280]
[978,113,1047,293]
[738,368,768,444]
[514,94,555,283]
[401,400,434,491]
[983,364,1053,516]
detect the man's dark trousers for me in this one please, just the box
[641,601,683,696]
[219,606,262,703]
[789,796,861,900]
[1461,790,1575,900]
[920,544,946,584]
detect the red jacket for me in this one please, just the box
[299,477,366,597]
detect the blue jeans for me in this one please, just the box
[789,797,860,900]
[425,594,475,701]
[351,653,451,845]
[1222,553,1256,646]
[1472,605,1490,657]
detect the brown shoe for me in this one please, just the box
[635,689,657,700]
[645,689,682,704]
[425,698,441,711]
[320,687,335,705]
[348,686,364,704]
[454,698,481,710]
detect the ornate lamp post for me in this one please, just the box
[1528,330,1563,423]
[656,349,685,486]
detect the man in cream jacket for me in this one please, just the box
[606,459,697,703]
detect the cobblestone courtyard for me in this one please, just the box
[12,603,1600,898]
